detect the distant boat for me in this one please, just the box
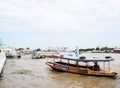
[46,54,117,78]
[5,51,17,58]
[32,50,44,59]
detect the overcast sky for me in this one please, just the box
[0,0,120,49]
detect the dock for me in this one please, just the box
[0,52,6,74]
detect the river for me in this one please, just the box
[0,53,120,88]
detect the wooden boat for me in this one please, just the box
[46,54,117,78]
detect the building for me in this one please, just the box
[113,48,120,53]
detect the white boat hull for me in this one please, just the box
[0,52,6,74]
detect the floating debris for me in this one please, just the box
[12,69,32,75]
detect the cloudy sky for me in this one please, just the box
[0,0,120,49]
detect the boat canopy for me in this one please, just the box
[52,55,114,62]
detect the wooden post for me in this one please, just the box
[86,62,88,69]
[76,61,78,67]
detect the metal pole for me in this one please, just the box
[108,62,110,70]
[76,46,79,57]
[68,59,69,66]
[53,57,55,62]
[60,58,62,62]
[104,62,105,70]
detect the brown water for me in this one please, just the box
[0,53,120,88]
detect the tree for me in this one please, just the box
[17,48,24,51]
[26,47,30,50]
[96,47,100,51]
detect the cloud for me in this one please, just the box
[0,0,120,34]
[1,0,120,48]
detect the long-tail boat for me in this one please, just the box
[46,54,117,78]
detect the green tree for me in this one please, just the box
[96,47,100,51]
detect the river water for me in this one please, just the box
[0,53,120,88]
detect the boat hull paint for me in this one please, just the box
[46,62,117,78]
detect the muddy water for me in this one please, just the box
[0,53,120,88]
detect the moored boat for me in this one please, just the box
[0,38,7,74]
[32,50,44,59]
[0,51,6,74]
[46,54,117,78]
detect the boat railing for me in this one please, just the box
[54,62,94,70]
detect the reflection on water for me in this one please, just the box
[0,53,120,88]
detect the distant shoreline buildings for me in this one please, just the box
[17,46,120,54]
[79,47,120,54]
[1,37,120,54]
